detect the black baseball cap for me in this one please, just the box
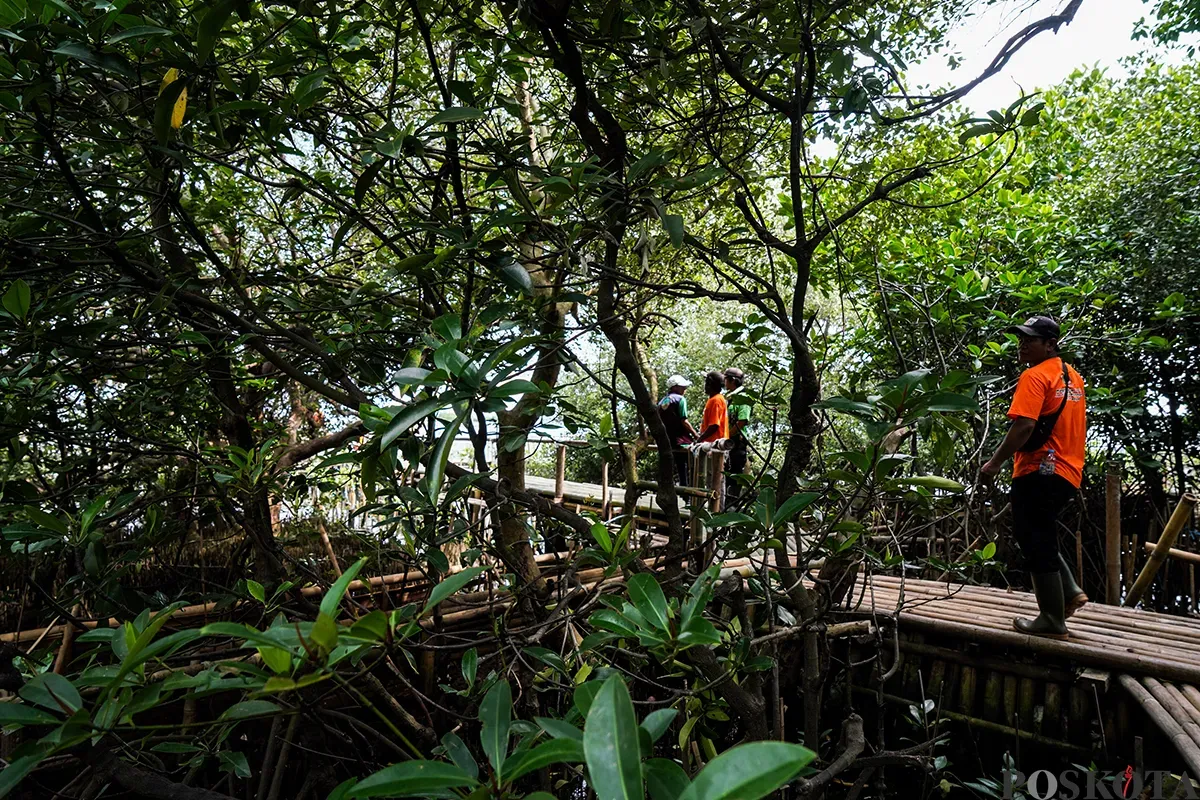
[1006,315,1061,339]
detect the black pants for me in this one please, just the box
[672,449,689,487]
[1010,473,1076,573]
[726,443,748,503]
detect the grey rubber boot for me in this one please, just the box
[1059,553,1089,618]
[1014,571,1070,639]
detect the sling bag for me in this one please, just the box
[1018,359,1071,453]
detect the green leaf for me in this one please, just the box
[574,681,603,716]
[219,750,251,778]
[461,647,477,686]
[196,0,235,63]
[3,279,31,321]
[488,256,534,293]
[590,609,639,638]
[354,160,386,206]
[0,703,60,725]
[257,646,292,675]
[429,106,484,124]
[378,397,443,451]
[348,761,478,798]
[25,506,67,535]
[922,392,979,413]
[42,0,83,23]
[958,122,998,144]
[677,615,721,647]
[480,680,512,779]
[310,612,338,653]
[320,556,368,618]
[503,738,586,783]
[347,610,388,642]
[293,67,330,108]
[106,25,174,44]
[154,77,188,144]
[583,676,643,800]
[245,580,265,602]
[0,746,50,798]
[19,672,82,715]
[662,214,684,248]
[427,406,468,501]
[813,397,877,417]
[640,709,677,745]
[646,758,691,800]
[219,700,282,721]
[627,574,670,633]
[524,646,568,675]
[981,541,997,560]
[535,716,584,741]
[441,731,479,780]
[678,741,816,800]
[774,492,819,524]
[490,379,540,398]
[423,566,486,616]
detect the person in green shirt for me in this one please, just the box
[724,368,752,499]
[658,375,698,486]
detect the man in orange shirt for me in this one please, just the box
[697,371,729,443]
[981,315,1087,639]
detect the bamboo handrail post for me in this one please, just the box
[553,444,566,505]
[600,460,611,521]
[1125,494,1198,608]
[1106,467,1122,604]
[709,451,725,514]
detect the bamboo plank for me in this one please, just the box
[1120,675,1200,778]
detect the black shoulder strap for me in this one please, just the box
[1017,359,1071,453]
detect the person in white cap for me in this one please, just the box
[658,375,699,486]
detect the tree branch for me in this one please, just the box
[275,422,367,472]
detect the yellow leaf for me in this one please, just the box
[171,87,187,129]
[159,67,178,95]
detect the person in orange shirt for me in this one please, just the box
[981,315,1087,640]
[697,371,729,443]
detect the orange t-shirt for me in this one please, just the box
[700,394,729,442]
[1007,357,1086,488]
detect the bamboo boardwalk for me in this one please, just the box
[853,575,1200,687]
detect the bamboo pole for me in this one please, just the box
[554,444,566,504]
[1125,494,1198,608]
[1044,682,1063,739]
[1107,468,1122,604]
[600,460,611,520]
[1142,541,1200,565]
[709,451,725,514]
[316,518,343,578]
[1119,675,1200,779]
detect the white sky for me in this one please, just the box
[906,0,1198,114]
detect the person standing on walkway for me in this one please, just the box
[981,315,1088,639]
[724,368,752,500]
[697,371,729,443]
[658,375,698,487]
